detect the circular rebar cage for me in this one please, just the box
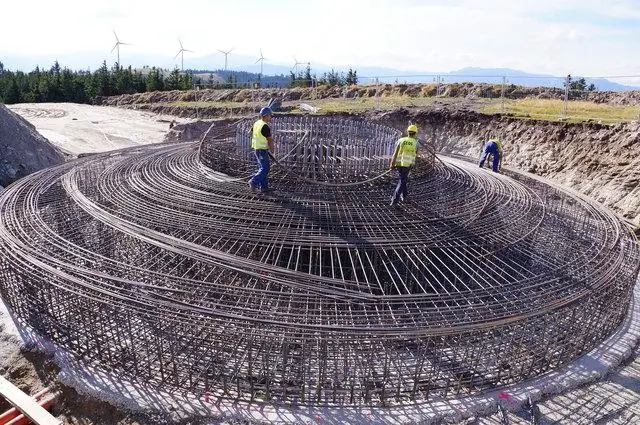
[0,117,638,408]
[199,115,435,183]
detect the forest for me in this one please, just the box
[0,61,359,104]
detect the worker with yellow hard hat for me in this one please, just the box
[389,124,419,207]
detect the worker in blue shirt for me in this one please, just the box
[478,138,503,172]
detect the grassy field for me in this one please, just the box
[479,98,639,124]
[168,96,639,124]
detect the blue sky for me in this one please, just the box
[1,0,639,84]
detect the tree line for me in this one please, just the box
[0,61,197,104]
[564,74,597,92]
[290,64,358,88]
[0,61,360,105]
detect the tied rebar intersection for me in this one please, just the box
[0,115,638,407]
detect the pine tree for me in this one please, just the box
[304,64,312,87]
[346,68,358,85]
[4,77,20,104]
[146,68,164,92]
[166,68,182,90]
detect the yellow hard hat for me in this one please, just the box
[407,124,418,133]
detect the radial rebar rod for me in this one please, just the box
[0,117,638,407]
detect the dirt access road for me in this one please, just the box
[7,103,190,155]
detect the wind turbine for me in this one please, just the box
[255,48,267,77]
[111,30,130,66]
[292,56,304,74]
[175,38,192,71]
[217,47,234,71]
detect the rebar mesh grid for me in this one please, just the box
[0,117,638,408]
[199,115,435,184]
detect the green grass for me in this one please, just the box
[479,98,639,124]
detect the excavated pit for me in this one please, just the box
[0,115,638,411]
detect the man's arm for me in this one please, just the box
[262,124,275,155]
[390,144,400,169]
[267,137,275,155]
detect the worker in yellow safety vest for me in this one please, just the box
[248,107,276,193]
[389,124,419,207]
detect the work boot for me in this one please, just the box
[248,181,258,192]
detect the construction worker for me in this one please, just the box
[248,107,276,193]
[389,124,419,206]
[478,137,503,172]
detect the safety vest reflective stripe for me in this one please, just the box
[252,119,268,150]
[394,137,417,167]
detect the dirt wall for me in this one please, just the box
[98,84,640,107]
[372,108,640,225]
[0,104,66,187]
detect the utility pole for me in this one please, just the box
[501,76,506,114]
[195,84,199,120]
[563,74,570,120]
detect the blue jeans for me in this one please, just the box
[479,141,501,172]
[249,149,270,190]
[392,166,410,203]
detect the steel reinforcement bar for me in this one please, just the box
[0,117,638,407]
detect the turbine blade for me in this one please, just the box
[178,38,184,49]
[175,51,181,59]
[113,30,119,42]
[255,58,261,64]
[111,43,118,53]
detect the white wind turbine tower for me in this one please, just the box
[217,47,234,71]
[111,30,130,66]
[175,38,192,71]
[255,49,267,77]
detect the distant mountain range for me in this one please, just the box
[2,51,639,92]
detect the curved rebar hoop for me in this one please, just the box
[0,119,638,407]
[199,115,435,186]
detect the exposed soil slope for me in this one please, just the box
[99,84,640,106]
[371,107,640,225]
[0,104,66,187]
